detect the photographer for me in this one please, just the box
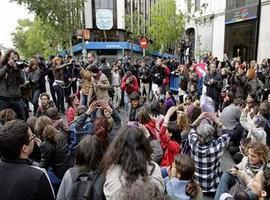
[0,50,26,120]
[121,71,139,113]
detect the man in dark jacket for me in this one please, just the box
[0,120,55,200]
[63,55,80,98]
[150,58,165,98]
[138,60,151,100]
[204,63,223,111]
[99,56,111,83]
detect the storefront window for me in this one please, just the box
[195,0,200,11]
[95,0,113,9]
[226,0,258,10]
[224,20,257,61]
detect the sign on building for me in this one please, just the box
[96,9,113,30]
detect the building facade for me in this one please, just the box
[177,0,270,62]
[80,0,159,59]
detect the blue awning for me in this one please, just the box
[72,42,176,58]
[73,42,143,53]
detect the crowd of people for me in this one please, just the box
[0,48,270,200]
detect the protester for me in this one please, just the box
[88,64,110,104]
[57,132,108,200]
[102,126,164,200]
[0,50,27,120]
[66,94,80,125]
[0,120,55,200]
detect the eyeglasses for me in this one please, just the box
[28,133,37,142]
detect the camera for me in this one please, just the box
[15,60,28,69]
[126,77,133,85]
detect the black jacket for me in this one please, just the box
[138,65,151,83]
[63,63,80,84]
[0,158,54,200]
[204,72,223,101]
[150,65,165,85]
[40,133,73,179]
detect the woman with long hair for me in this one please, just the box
[66,94,80,125]
[27,58,41,115]
[102,126,164,200]
[35,116,73,193]
[52,56,67,114]
[57,123,109,200]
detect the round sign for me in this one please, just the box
[140,38,148,49]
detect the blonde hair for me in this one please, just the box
[246,67,256,80]
[177,112,190,131]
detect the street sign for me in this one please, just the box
[140,38,148,49]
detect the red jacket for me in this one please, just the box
[160,124,181,167]
[121,75,139,95]
[162,66,170,85]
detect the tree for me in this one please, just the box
[12,17,60,59]
[149,0,185,52]
[12,0,84,53]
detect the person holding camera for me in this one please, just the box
[0,50,27,120]
[121,71,139,113]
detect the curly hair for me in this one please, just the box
[248,141,269,162]
[102,126,154,186]
[0,109,17,124]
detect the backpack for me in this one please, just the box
[69,167,100,200]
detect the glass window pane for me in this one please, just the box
[195,0,200,11]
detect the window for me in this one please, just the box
[195,0,200,11]
[95,0,113,9]
[226,0,258,10]
[187,0,191,13]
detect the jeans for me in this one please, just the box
[53,84,65,113]
[214,172,236,200]
[80,93,88,106]
[0,98,26,120]
[113,86,122,109]
[47,168,61,194]
[31,89,41,114]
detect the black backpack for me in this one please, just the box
[69,167,100,200]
